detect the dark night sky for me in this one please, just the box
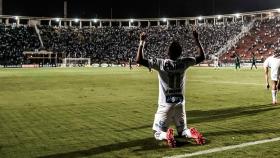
[3,0,280,18]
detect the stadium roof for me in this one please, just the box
[1,8,280,22]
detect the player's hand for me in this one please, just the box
[140,32,147,41]
[266,84,270,90]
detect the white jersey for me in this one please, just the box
[263,55,280,81]
[148,57,196,105]
[214,56,219,67]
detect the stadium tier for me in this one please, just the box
[0,22,245,66]
[1,9,280,67]
[221,17,280,63]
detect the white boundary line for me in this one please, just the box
[164,137,280,158]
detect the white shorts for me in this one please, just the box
[214,61,218,66]
[152,103,187,132]
[271,69,280,81]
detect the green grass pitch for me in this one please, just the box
[1,67,280,158]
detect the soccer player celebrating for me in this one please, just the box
[264,53,280,105]
[136,30,205,148]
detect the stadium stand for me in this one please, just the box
[38,23,247,64]
[220,17,280,64]
[0,21,246,66]
[5,10,280,67]
[0,24,40,66]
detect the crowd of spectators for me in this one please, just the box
[198,22,243,56]
[220,16,280,63]
[0,24,40,66]
[0,21,245,66]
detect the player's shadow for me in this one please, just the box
[187,103,279,124]
[38,136,198,158]
[38,104,278,158]
[117,104,278,132]
[38,137,165,158]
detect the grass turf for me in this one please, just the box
[0,67,280,158]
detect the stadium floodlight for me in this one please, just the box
[14,16,19,20]
[198,16,203,21]
[276,8,280,13]
[93,19,98,23]
[235,13,241,18]
[130,19,134,23]
[217,15,222,20]
[74,18,79,23]
[55,18,60,22]
[162,18,167,22]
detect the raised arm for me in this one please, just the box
[193,30,205,64]
[136,32,149,67]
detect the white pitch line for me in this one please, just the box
[164,137,280,158]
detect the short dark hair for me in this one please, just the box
[168,41,182,60]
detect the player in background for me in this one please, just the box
[148,57,153,72]
[234,53,241,70]
[251,52,257,70]
[129,57,133,70]
[263,53,280,105]
[213,55,219,69]
[136,30,206,148]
